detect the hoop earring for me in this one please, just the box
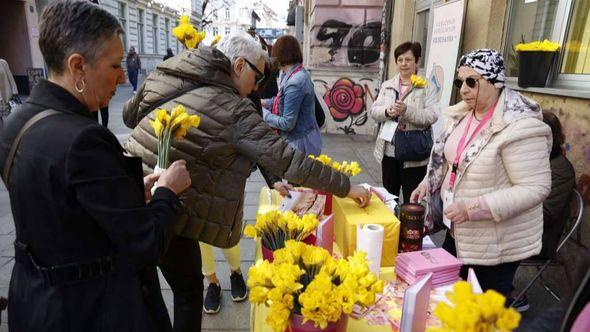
[75,78,86,93]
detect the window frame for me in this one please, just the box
[225,27,231,35]
[118,2,127,50]
[137,8,145,54]
[152,13,159,54]
[503,0,590,90]
[165,18,170,50]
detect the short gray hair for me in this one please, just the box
[39,0,123,74]
[216,30,267,65]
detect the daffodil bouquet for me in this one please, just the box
[244,210,319,251]
[427,281,521,332]
[308,154,362,177]
[515,39,560,52]
[173,15,206,49]
[396,74,428,102]
[149,105,200,169]
[248,241,384,332]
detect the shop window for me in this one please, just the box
[504,0,590,87]
[561,0,590,74]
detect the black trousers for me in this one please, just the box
[159,235,204,332]
[442,231,520,297]
[381,155,427,204]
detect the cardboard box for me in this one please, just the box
[333,194,400,267]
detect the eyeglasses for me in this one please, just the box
[453,76,482,89]
[244,58,266,86]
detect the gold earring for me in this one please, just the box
[75,78,86,93]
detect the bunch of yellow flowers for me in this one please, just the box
[244,210,318,251]
[248,241,383,332]
[410,74,428,88]
[149,105,200,169]
[173,15,206,49]
[308,154,362,177]
[427,281,521,332]
[515,39,560,52]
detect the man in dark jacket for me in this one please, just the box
[127,46,141,93]
[0,1,191,330]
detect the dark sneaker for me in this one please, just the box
[204,283,221,314]
[507,295,530,312]
[230,271,248,302]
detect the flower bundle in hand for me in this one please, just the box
[244,210,318,251]
[308,154,362,177]
[149,105,200,169]
[248,241,384,332]
[428,281,521,332]
[173,15,206,49]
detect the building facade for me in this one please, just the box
[0,0,202,94]
[202,0,285,44]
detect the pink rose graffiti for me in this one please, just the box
[323,78,365,122]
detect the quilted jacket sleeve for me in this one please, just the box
[483,118,552,222]
[232,100,351,197]
[370,81,395,123]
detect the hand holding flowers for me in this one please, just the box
[149,105,201,169]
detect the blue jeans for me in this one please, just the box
[442,231,520,297]
[128,68,138,91]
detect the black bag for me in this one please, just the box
[314,95,326,128]
[394,127,434,162]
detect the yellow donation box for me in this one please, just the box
[333,194,400,267]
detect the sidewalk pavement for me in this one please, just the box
[0,84,566,331]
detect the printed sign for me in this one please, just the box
[425,0,466,137]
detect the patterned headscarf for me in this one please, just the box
[458,49,505,88]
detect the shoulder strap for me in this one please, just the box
[2,109,61,186]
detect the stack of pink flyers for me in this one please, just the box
[396,248,462,288]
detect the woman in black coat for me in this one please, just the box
[0,1,191,331]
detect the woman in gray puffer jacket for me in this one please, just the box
[123,31,370,330]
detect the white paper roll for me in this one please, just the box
[356,224,384,277]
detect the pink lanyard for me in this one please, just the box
[271,64,304,116]
[398,78,411,101]
[448,102,497,188]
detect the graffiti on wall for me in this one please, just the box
[315,20,382,67]
[315,77,379,135]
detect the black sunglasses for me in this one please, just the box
[453,76,481,89]
[243,58,266,86]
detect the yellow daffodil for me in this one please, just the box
[308,154,362,177]
[243,211,318,251]
[431,281,521,332]
[211,34,222,47]
[410,74,428,88]
[247,241,382,332]
[515,39,560,52]
[149,105,200,169]
[173,15,205,49]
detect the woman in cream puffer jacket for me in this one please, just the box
[412,49,551,296]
